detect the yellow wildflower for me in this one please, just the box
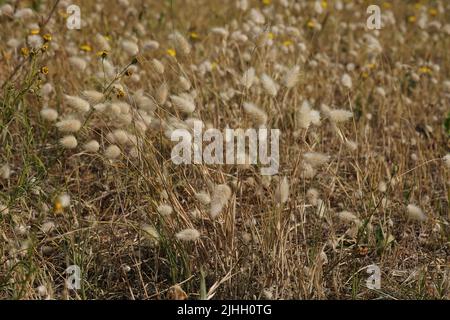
[80,44,92,52]
[97,50,108,59]
[283,40,293,47]
[167,48,176,57]
[21,47,30,57]
[43,34,52,42]
[41,43,49,52]
[418,66,432,75]
[307,20,315,28]
[116,88,126,98]
[189,32,200,40]
[428,8,438,16]
[40,66,49,75]
[54,201,63,214]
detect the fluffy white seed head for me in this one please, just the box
[55,119,81,133]
[211,27,229,37]
[59,135,78,149]
[40,108,58,121]
[83,140,100,153]
[152,59,165,74]
[345,139,358,151]
[157,204,173,216]
[303,152,330,167]
[134,93,157,113]
[40,221,55,234]
[141,224,160,244]
[93,103,108,113]
[14,8,33,19]
[260,73,278,96]
[57,193,71,208]
[407,204,426,222]
[210,184,232,219]
[195,191,211,205]
[243,102,267,126]
[443,154,450,169]
[0,203,9,215]
[175,228,200,241]
[306,188,319,206]
[68,56,87,71]
[283,65,300,88]
[337,211,360,224]
[301,162,316,179]
[171,31,191,55]
[275,177,290,204]
[143,40,160,51]
[40,83,54,97]
[95,33,111,51]
[112,129,130,145]
[82,90,104,104]
[170,95,196,114]
[121,40,139,56]
[0,4,14,16]
[179,76,191,91]
[156,83,168,105]
[378,181,387,193]
[104,145,121,159]
[329,109,353,123]
[241,67,256,89]
[64,95,90,113]
[0,164,11,179]
[36,285,48,297]
[296,100,320,129]
[341,73,353,89]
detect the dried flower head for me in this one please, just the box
[59,135,78,149]
[157,204,173,216]
[406,204,426,222]
[104,145,121,159]
[243,102,267,126]
[210,184,232,219]
[175,228,200,241]
[275,177,290,204]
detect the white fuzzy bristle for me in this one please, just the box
[210,184,232,219]
[406,204,426,222]
[63,95,90,113]
[83,140,100,153]
[40,108,58,121]
[243,102,267,126]
[260,73,278,97]
[175,228,200,241]
[157,204,173,216]
[104,145,121,159]
[170,95,196,114]
[59,135,78,149]
[55,119,81,133]
[275,177,290,204]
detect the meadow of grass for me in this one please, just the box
[0,0,449,300]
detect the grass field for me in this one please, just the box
[0,0,449,299]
